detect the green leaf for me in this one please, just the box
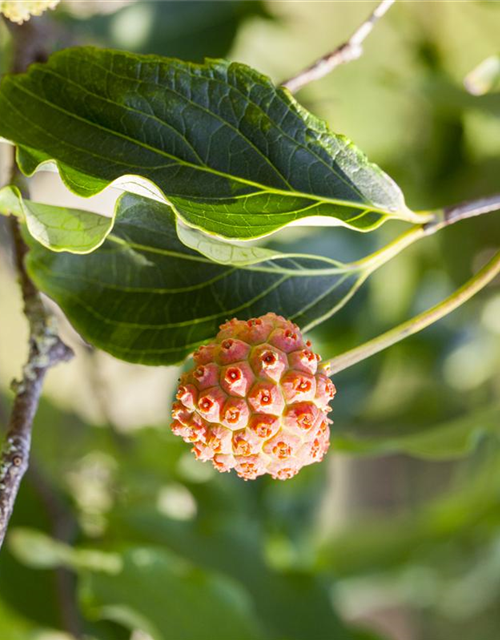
[24,192,414,365]
[0,185,113,253]
[176,220,284,266]
[80,546,264,640]
[0,598,35,640]
[8,528,122,574]
[0,46,426,241]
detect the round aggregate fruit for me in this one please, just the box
[171,313,336,480]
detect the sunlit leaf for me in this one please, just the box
[0,185,112,253]
[9,528,122,574]
[0,47,427,241]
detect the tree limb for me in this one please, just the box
[321,193,500,375]
[282,0,396,94]
[0,209,73,549]
[0,19,74,550]
[323,250,500,376]
[437,192,500,228]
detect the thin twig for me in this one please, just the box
[3,18,51,73]
[282,0,396,93]
[348,192,500,274]
[321,193,500,374]
[322,188,500,376]
[0,208,73,549]
[0,22,74,550]
[323,250,500,375]
[441,192,500,227]
[322,194,500,376]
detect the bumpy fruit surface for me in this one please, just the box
[171,313,335,481]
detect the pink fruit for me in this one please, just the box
[171,313,335,480]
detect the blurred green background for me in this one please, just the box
[0,1,499,639]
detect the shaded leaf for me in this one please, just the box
[0,469,70,631]
[24,193,415,365]
[107,487,384,640]
[0,47,425,241]
[80,546,264,640]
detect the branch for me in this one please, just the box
[3,17,51,73]
[0,209,73,549]
[0,20,74,550]
[323,250,500,376]
[434,192,500,229]
[321,194,500,376]
[282,0,396,94]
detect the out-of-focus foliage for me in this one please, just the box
[58,0,271,62]
[1,397,385,640]
[465,55,500,96]
[0,2,499,640]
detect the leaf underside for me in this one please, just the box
[0,185,113,253]
[0,47,417,241]
[25,193,371,365]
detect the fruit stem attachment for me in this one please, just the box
[323,250,500,376]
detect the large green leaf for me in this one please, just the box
[0,47,427,240]
[9,534,263,640]
[109,506,386,640]
[103,428,383,640]
[24,193,417,365]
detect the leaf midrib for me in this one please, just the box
[60,51,364,198]
[39,66,294,190]
[7,74,403,217]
